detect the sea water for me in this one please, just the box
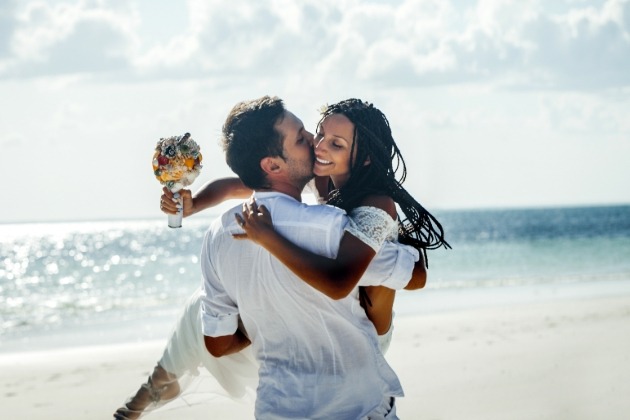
[1,205,629,352]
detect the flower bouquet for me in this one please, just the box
[152,133,202,228]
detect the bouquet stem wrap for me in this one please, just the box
[167,191,183,228]
[152,133,202,228]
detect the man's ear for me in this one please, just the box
[260,157,282,175]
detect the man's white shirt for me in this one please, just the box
[200,191,417,419]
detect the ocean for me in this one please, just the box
[2,204,629,353]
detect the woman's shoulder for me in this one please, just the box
[345,196,399,250]
[357,194,396,220]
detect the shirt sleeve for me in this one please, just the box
[359,240,420,289]
[199,228,240,337]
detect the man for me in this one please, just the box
[200,96,419,419]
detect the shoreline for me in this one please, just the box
[1,288,629,419]
[3,277,630,355]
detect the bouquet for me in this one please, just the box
[152,133,202,228]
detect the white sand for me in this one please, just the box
[1,293,629,419]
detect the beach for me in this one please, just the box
[2,207,629,419]
[2,288,629,420]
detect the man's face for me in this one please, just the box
[274,110,315,185]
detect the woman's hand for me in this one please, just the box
[160,187,194,217]
[233,199,276,245]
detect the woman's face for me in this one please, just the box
[312,113,355,186]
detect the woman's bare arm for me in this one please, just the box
[161,177,252,217]
[234,200,376,300]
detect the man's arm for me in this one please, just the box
[199,228,250,356]
[204,330,251,357]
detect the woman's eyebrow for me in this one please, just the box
[329,133,349,142]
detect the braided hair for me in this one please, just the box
[319,99,450,260]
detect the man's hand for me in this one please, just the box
[204,331,251,357]
[404,250,427,290]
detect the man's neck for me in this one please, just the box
[257,179,307,202]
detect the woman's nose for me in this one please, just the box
[315,137,326,149]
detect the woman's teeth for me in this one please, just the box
[316,157,331,165]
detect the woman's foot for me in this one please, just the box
[114,365,180,419]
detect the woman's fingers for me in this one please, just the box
[249,198,258,214]
[245,200,259,218]
[232,200,272,241]
[160,195,178,214]
[233,213,248,240]
[258,204,269,217]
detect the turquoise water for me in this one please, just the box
[429,205,630,284]
[1,205,629,352]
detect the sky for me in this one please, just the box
[1,0,629,223]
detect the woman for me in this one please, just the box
[235,99,448,335]
[114,99,448,419]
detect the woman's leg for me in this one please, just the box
[113,364,180,419]
[114,289,204,419]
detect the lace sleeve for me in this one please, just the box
[344,206,398,252]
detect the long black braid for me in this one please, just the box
[319,99,451,265]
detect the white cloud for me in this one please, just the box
[1,0,628,91]
[3,1,135,77]
[520,0,630,89]
[1,0,629,220]
[0,1,16,58]
[132,33,198,74]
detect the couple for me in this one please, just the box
[115,96,448,419]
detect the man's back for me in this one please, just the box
[200,191,403,419]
